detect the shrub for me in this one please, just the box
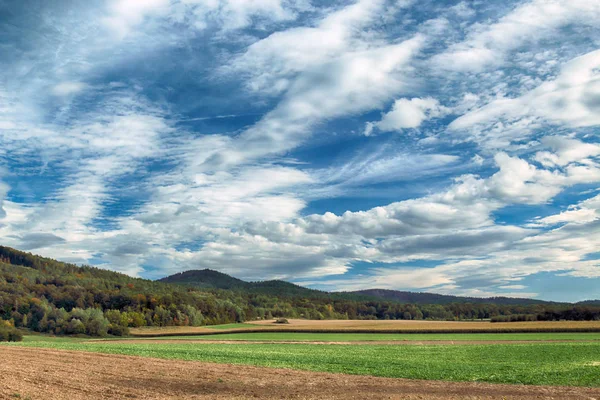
[0,325,23,342]
[108,323,130,337]
[274,318,289,324]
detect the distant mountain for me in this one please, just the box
[345,288,560,306]
[159,269,248,289]
[160,269,328,298]
[577,300,600,306]
[247,280,329,297]
[160,270,563,305]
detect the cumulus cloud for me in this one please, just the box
[534,136,600,168]
[364,97,449,135]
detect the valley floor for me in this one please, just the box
[2,346,600,400]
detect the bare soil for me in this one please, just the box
[1,347,600,400]
[247,319,600,331]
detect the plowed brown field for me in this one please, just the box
[1,347,599,400]
[248,319,600,330]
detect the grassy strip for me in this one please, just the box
[3,336,600,387]
[135,332,600,342]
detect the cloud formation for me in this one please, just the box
[1,0,599,300]
[364,97,449,135]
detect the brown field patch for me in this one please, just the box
[130,319,600,337]
[1,346,600,400]
[248,319,600,330]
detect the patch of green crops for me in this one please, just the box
[3,336,600,387]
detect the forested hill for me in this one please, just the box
[161,269,558,306]
[160,269,248,289]
[1,245,599,338]
[160,269,329,298]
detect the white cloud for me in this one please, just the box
[432,0,600,72]
[229,0,388,95]
[211,36,426,170]
[268,36,425,126]
[534,207,598,226]
[450,50,600,134]
[365,97,449,135]
[103,0,305,40]
[51,81,87,97]
[531,194,600,226]
[499,285,527,290]
[181,0,303,31]
[312,149,460,192]
[136,165,313,228]
[534,136,600,167]
[103,0,170,39]
[0,179,8,220]
[317,267,454,291]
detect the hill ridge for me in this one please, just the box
[160,269,569,306]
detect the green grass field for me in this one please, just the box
[4,335,600,387]
[140,331,600,342]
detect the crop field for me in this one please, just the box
[3,334,600,387]
[4,347,600,400]
[130,319,600,336]
[3,331,600,399]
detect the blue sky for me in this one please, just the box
[1,0,599,301]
